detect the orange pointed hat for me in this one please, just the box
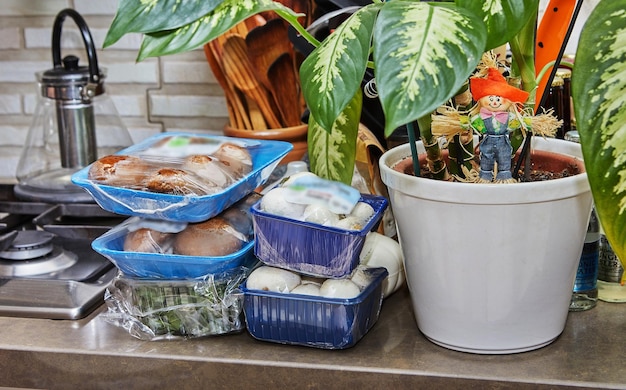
[470,67,529,104]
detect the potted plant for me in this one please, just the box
[103,0,625,353]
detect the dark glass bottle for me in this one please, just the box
[556,68,572,135]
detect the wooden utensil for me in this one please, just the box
[268,52,303,127]
[280,0,314,27]
[221,35,283,129]
[241,91,268,130]
[245,18,294,84]
[203,43,250,130]
[215,33,266,130]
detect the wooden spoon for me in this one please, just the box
[214,34,266,130]
[245,18,294,88]
[221,35,283,129]
[203,43,250,130]
[268,52,303,127]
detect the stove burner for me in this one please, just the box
[0,230,55,260]
[0,245,77,277]
[0,184,122,319]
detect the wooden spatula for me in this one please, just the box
[203,43,250,130]
[245,18,293,85]
[221,35,283,129]
[268,52,303,127]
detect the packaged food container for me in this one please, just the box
[92,193,260,279]
[102,268,247,340]
[251,194,388,278]
[241,267,387,349]
[93,232,255,279]
[71,132,292,222]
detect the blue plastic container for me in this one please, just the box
[241,267,387,349]
[91,218,257,279]
[71,132,292,222]
[250,194,388,278]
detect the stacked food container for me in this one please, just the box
[71,132,292,340]
[241,172,390,349]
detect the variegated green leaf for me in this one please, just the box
[456,0,539,50]
[374,2,486,137]
[137,1,302,60]
[308,91,362,185]
[104,0,223,48]
[572,0,626,270]
[300,5,379,133]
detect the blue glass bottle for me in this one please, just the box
[569,208,599,311]
[565,130,599,312]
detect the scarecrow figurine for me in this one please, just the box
[432,60,560,183]
[469,68,529,183]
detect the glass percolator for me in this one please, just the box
[15,8,133,203]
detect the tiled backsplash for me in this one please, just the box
[0,0,228,182]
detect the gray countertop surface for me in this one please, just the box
[0,285,625,389]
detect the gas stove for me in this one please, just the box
[0,184,124,319]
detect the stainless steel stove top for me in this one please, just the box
[0,184,124,319]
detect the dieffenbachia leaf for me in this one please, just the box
[373,2,486,137]
[308,90,362,185]
[300,4,380,133]
[572,0,626,271]
[457,0,539,51]
[104,0,224,48]
[135,1,302,60]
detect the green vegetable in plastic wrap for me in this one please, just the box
[103,268,248,340]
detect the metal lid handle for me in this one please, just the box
[52,8,100,84]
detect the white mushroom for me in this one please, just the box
[246,266,301,293]
[319,278,361,299]
[291,283,321,296]
[260,187,307,219]
[349,202,375,226]
[333,215,363,231]
[359,232,405,297]
[302,204,340,225]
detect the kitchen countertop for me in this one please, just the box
[0,286,624,389]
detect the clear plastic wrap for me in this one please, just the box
[102,268,249,340]
[71,133,292,222]
[251,194,388,278]
[92,192,261,279]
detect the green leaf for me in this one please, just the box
[456,0,539,51]
[299,5,380,133]
[104,0,224,48]
[573,1,626,269]
[373,2,486,137]
[308,91,362,185]
[136,0,302,60]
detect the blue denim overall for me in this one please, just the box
[478,116,513,181]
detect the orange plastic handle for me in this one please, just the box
[535,0,576,111]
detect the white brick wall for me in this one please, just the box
[0,0,228,182]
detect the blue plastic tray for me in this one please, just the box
[241,267,387,349]
[250,194,388,278]
[92,218,257,279]
[71,132,292,222]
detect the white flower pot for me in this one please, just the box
[379,137,592,354]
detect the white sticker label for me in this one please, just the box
[283,176,360,214]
